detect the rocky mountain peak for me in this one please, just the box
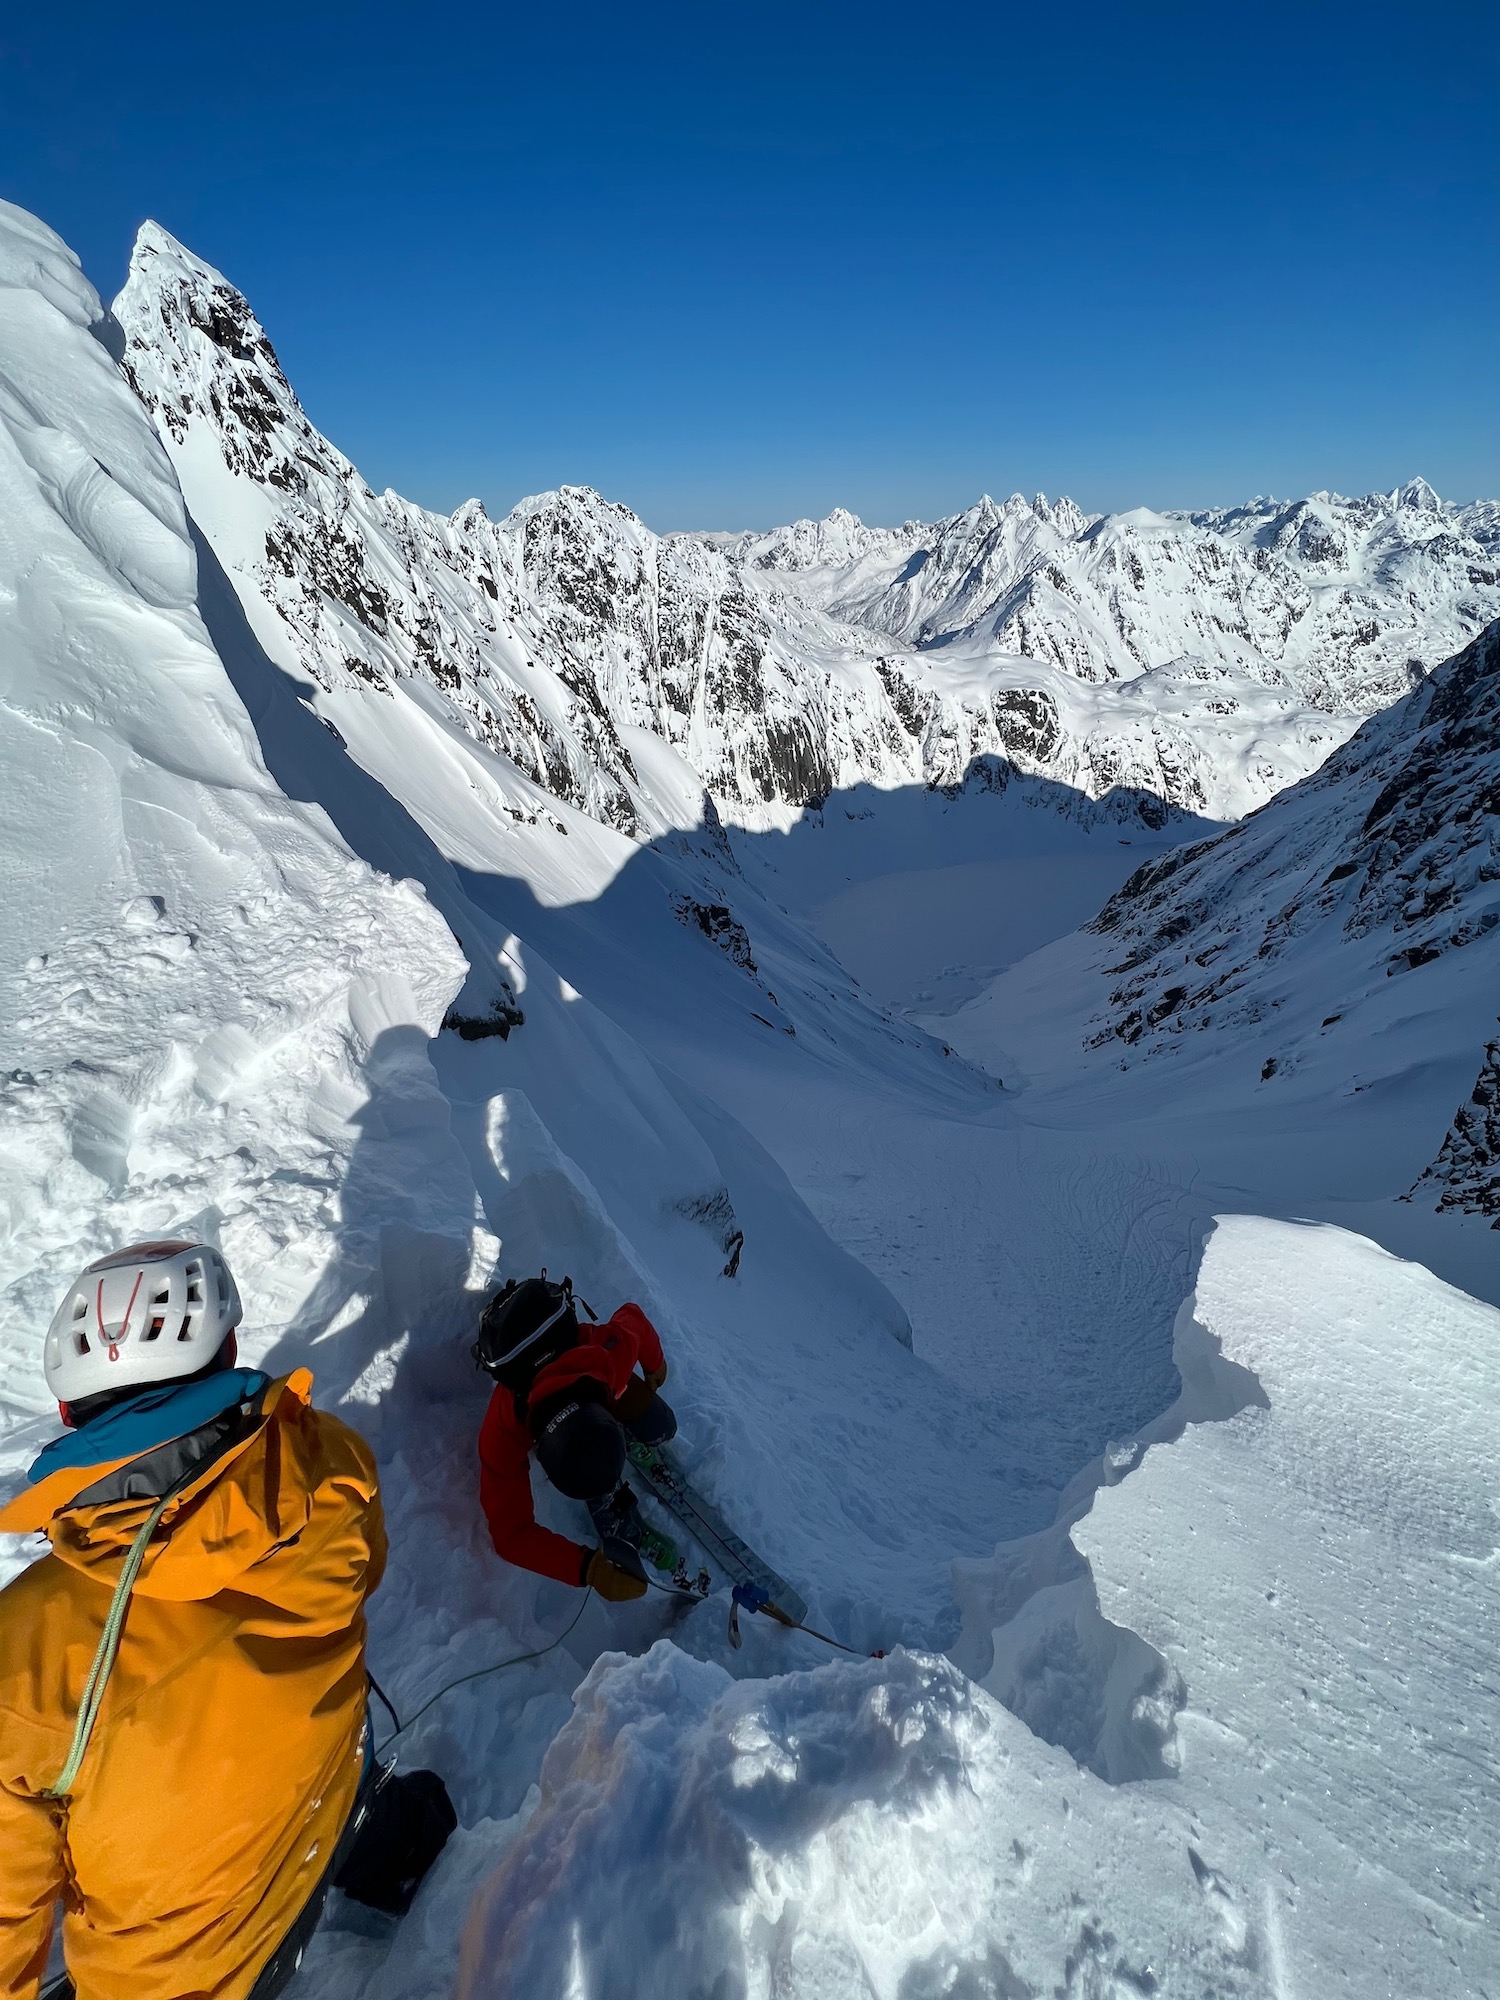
[1397,475,1443,514]
[110,223,1500,843]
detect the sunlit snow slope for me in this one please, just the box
[3,197,1498,2000]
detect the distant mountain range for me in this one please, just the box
[114,222,1500,833]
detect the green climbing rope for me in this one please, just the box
[43,1491,173,1800]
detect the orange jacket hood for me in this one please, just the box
[0,1368,354,1604]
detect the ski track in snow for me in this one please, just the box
[2,198,1498,1998]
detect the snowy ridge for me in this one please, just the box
[1080,619,1500,1141]
[740,479,1500,712]
[0,200,464,1418]
[114,223,1405,829]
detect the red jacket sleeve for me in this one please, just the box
[477,1388,589,1587]
[605,1303,665,1380]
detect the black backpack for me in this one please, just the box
[472,1274,585,1414]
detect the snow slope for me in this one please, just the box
[0,199,464,1433]
[1081,1218,1500,1992]
[926,617,1500,1272]
[113,222,1404,828]
[458,1640,1280,2000]
[5,196,1499,2000]
[949,1215,1500,1999]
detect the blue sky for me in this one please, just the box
[4,0,1496,528]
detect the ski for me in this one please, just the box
[627,1442,807,1625]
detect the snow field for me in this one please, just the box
[4,193,1499,2000]
[1076,1217,1500,1994]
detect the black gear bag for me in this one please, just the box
[333,1767,457,1918]
[472,1274,582,1413]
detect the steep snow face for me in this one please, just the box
[0,202,467,1439]
[117,223,1371,831]
[1082,619,1500,1077]
[742,480,1500,714]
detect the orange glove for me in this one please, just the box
[642,1362,668,1392]
[585,1548,648,1601]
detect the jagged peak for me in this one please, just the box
[506,483,652,537]
[1397,475,1443,513]
[452,497,490,527]
[118,220,277,372]
[127,219,234,295]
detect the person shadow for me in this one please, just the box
[248,1020,706,1848]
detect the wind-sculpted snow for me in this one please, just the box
[0,200,466,1436]
[116,223,1386,830]
[1074,1218,1500,1994]
[459,1641,1277,2000]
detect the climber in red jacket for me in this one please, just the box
[474,1277,676,1602]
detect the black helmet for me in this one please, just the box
[533,1396,625,1501]
[472,1275,579,1402]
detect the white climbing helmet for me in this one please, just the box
[43,1240,242,1404]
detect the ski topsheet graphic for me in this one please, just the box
[628,1442,808,1626]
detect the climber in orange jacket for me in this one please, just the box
[0,1240,393,2000]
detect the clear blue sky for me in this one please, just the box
[5,0,1497,528]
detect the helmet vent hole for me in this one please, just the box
[177,1314,194,1340]
[186,1282,203,1304]
[72,1299,88,1321]
[151,1285,170,1305]
[144,1316,165,1341]
[75,1331,90,1355]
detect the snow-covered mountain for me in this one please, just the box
[111,223,1488,831]
[737,480,1500,713]
[1083,618,1500,1127]
[939,617,1500,1227]
[7,196,1500,2000]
